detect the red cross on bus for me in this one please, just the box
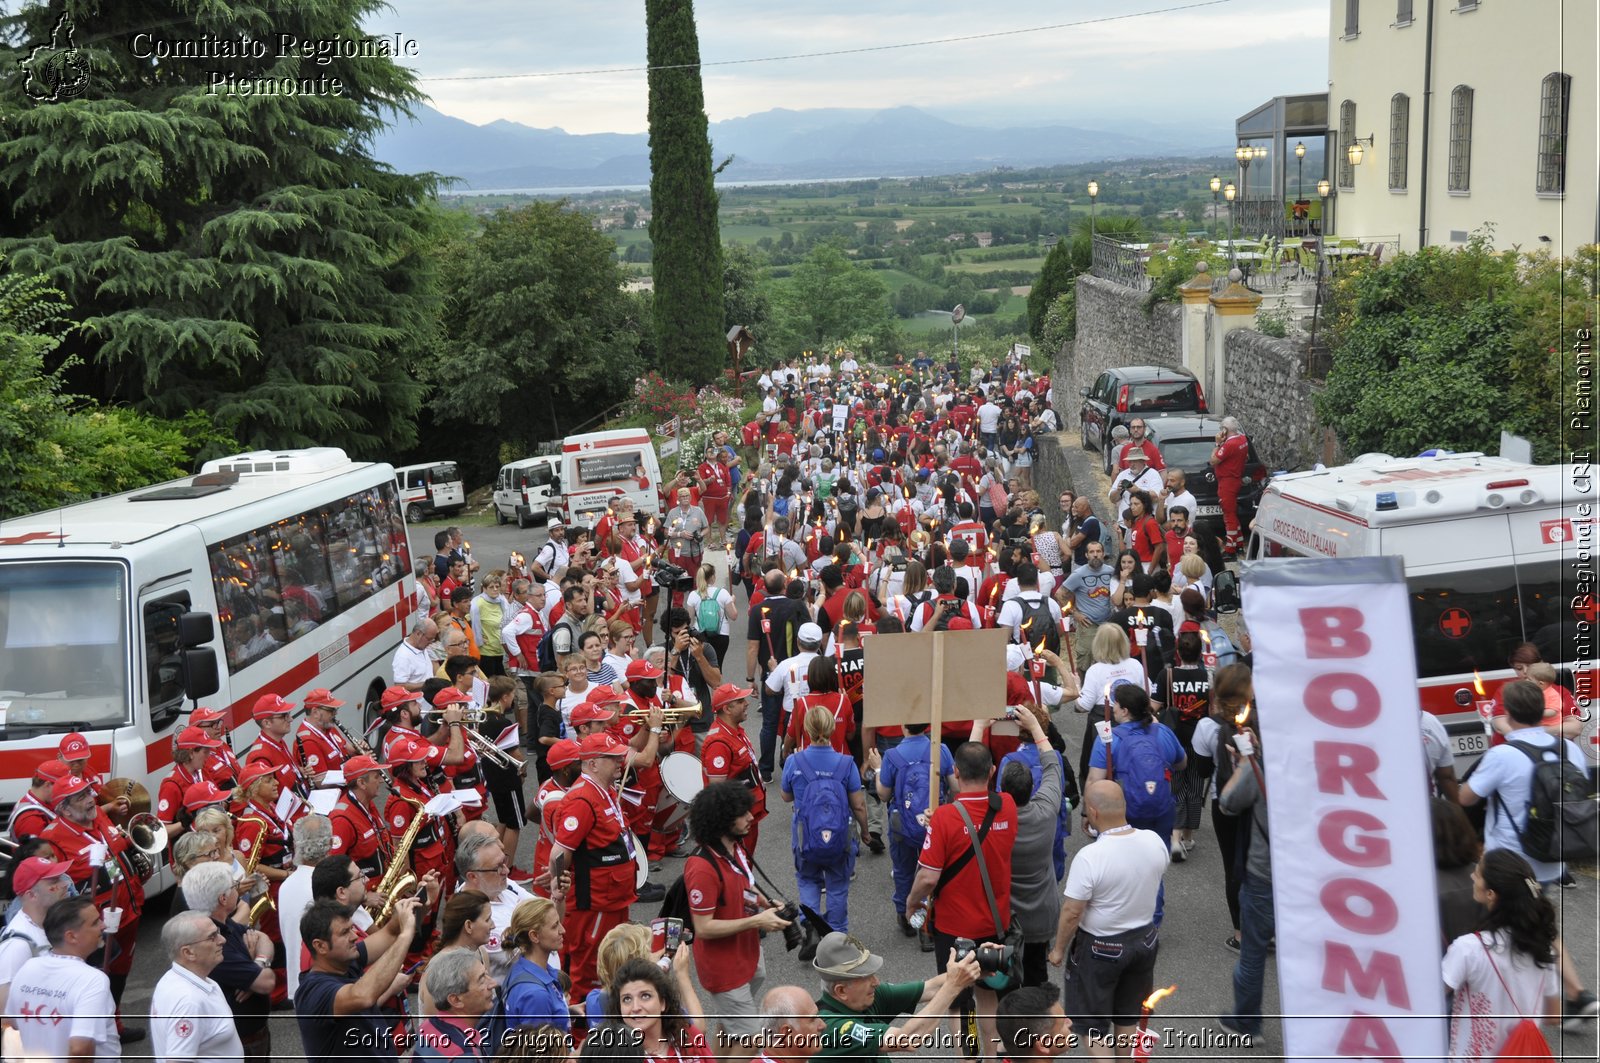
[0,531,67,546]
[1438,608,1472,639]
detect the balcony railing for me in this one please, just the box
[1089,235,1149,290]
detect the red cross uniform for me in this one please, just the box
[203,745,241,790]
[156,764,199,825]
[41,813,144,976]
[245,735,307,799]
[530,777,570,898]
[554,775,638,1002]
[294,721,351,780]
[5,793,54,841]
[702,720,766,854]
[234,801,293,941]
[329,794,391,889]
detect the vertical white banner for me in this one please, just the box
[1243,557,1447,1063]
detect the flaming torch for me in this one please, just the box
[1472,670,1494,735]
[1132,985,1177,1061]
[1234,704,1266,795]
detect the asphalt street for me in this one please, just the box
[110,515,1598,1061]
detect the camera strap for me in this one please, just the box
[953,797,1007,940]
[934,793,999,896]
[711,840,792,907]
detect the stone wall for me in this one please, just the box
[1066,274,1182,407]
[1223,328,1334,472]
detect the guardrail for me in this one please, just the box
[1089,234,1150,290]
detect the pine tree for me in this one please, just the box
[0,0,441,456]
[645,0,725,384]
[1027,237,1078,343]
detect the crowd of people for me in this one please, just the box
[0,345,1593,1062]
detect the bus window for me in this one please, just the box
[1513,558,1580,667]
[1407,566,1523,679]
[577,452,641,485]
[0,561,130,732]
[143,594,190,724]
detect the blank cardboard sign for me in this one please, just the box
[861,627,1009,731]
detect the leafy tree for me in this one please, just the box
[722,244,773,346]
[772,244,891,350]
[1318,237,1594,463]
[0,0,443,457]
[645,0,725,384]
[426,202,645,469]
[1027,238,1076,342]
[0,257,227,517]
[1039,290,1077,356]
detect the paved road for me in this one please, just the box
[113,516,1598,1061]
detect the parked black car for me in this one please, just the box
[1078,365,1207,475]
[1144,416,1270,540]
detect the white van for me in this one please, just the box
[493,455,561,528]
[1246,453,1593,762]
[558,428,663,529]
[394,461,466,523]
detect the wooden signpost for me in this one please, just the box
[862,627,1008,817]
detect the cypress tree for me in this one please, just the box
[0,0,440,456]
[645,0,724,385]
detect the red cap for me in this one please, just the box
[386,735,432,765]
[546,739,583,770]
[569,701,618,727]
[13,857,71,894]
[711,683,755,711]
[1005,672,1033,707]
[431,687,471,707]
[577,733,629,759]
[380,686,423,711]
[251,693,295,720]
[624,659,664,681]
[182,779,231,812]
[189,706,227,725]
[946,616,974,631]
[176,726,222,750]
[585,687,629,708]
[302,688,346,709]
[342,754,382,780]
[238,761,279,790]
[58,732,90,761]
[50,775,92,806]
[34,759,70,784]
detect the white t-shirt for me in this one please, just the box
[278,864,315,1001]
[1062,828,1170,936]
[1001,571,1057,602]
[1077,659,1149,713]
[764,651,818,713]
[0,910,49,990]
[1419,711,1453,794]
[996,591,1064,642]
[151,962,245,1063]
[1191,717,1222,798]
[1443,930,1559,1063]
[685,587,733,636]
[977,402,1002,434]
[1159,489,1199,523]
[484,879,537,985]
[1470,729,1590,881]
[602,652,633,683]
[612,557,642,605]
[8,953,119,1060]
[391,640,433,687]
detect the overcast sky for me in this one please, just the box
[363,0,1329,136]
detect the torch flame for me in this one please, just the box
[1142,985,1177,1011]
[1200,628,1211,648]
[1472,670,1486,697]
[1235,703,1252,728]
[1135,609,1147,623]
[1035,638,1047,655]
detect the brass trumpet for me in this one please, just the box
[461,723,520,772]
[622,702,702,725]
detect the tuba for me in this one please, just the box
[368,797,426,929]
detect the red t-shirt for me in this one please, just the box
[1487,685,1580,746]
[773,431,796,456]
[699,461,730,499]
[685,845,761,992]
[786,692,854,754]
[918,791,1017,939]
[553,776,637,911]
[1212,433,1249,481]
[1117,438,1166,472]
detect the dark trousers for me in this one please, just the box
[1211,800,1245,931]
[758,684,784,773]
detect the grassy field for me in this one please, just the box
[944,254,1048,274]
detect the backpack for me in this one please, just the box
[480,961,549,1052]
[1478,933,1555,1063]
[891,742,939,844]
[793,751,853,864]
[929,596,962,632]
[1014,594,1061,655]
[1095,517,1117,559]
[1495,739,1600,864]
[536,621,561,672]
[695,589,723,634]
[1112,723,1175,822]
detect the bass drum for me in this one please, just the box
[633,832,650,889]
[660,751,705,806]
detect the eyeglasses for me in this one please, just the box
[185,930,226,948]
[471,861,510,875]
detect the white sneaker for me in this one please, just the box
[1170,840,1187,863]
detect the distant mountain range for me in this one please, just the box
[372,104,1227,190]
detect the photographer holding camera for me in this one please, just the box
[813,933,981,1062]
[684,781,792,1055]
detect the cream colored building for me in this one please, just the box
[1324,0,1596,254]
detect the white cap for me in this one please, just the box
[798,622,824,646]
[1006,644,1028,672]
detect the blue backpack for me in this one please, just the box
[1112,723,1175,823]
[793,751,853,864]
[891,741,942,844]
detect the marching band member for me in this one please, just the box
[158,727,222,839]
[529,738,583,898]
[57,731,129,820]
[41,773,148,1042]
[436,678,489,822]
[329,755,394,893]
[233,762,298,948]
[702,683,768,856]
[384,734,457,964]
[616,660,671,897]
[245,693,311,801]
[377,684,468,773]
[6,759,68,841]
[190,706,242,789]
[295,688,354,784]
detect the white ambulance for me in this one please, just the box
[1246,453,1594,761]
[393,460,466,523]
[557,428,663,530]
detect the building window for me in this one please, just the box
[1396,0,1413,23]
[1456,0,1478,10]
[1447,86,1473,192]
[1536,72,1570,195]
[1345,0,1360,35]
[1338,100,1357,188]
[1389,94,1409,190]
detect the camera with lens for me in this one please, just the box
[953,937,1016,974]
[775,903,821,957]
[652,562,693,592]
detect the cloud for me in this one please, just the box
[365,0,1328,134]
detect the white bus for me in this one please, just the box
[0,448,414,868]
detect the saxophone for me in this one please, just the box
[368,796,427,929]
[239,816,275,927]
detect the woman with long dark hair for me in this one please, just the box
[1443,849,1560,1060]
[1193,664,1253,950]
[604,954,710,1063]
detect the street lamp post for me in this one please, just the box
[1294,141,1306,199]
[1309,177,1333,349]
[1087,180,1099,242]
[1223,183,1237,268]
[1210,175,1221,240]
